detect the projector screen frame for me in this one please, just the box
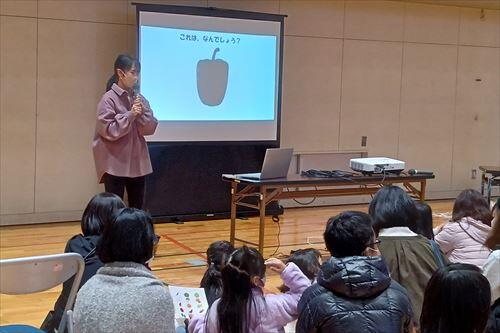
[133,3,286,145]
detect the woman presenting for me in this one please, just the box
[93,54,157,209]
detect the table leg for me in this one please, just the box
[258,186,266,254]
[481,172,486,195]
[420,180,427,201]
[487,177,492,203]
[230,181,237,246]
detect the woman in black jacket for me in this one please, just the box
[40,192,125,333]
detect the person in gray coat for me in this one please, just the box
[73,208,175,333]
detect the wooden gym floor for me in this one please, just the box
[0,201,453,326]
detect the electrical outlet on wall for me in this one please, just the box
[471,169,477,179]
[361,136,367,147]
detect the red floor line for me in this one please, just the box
[161,233,206,260]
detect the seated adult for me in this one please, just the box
[415,201,434,240]
[73,208,175,333]
[420,263,491,333]
[368,186,447,327]
[434,189,492,268]
[296,211,413,333]
[41,192,125,333]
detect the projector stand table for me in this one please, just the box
[223,173,434,254]
[479,166,500,203]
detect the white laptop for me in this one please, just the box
[236,148,293,180]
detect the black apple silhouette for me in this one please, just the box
[197,48,229,106]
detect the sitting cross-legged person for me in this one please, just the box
[434,189,493,269]
[41,192,125,333]
[199,240,235,306]
[189,246,311,333]
[280,248,323,333]
[73,208,175,333]
[369,185,447,327]
[420,263,491,333]
[296,211,413,333]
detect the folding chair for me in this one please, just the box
[66,310,74,333]
[0,253,84,333]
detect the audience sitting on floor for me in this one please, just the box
[279,248,323,333]
[369,185,447,327]
[296,211,413,333]
[420,263,491,333]
[5,188,500,333]
[188,246,311,333]
[434,189,493,268]
[415,201,435,240]
[73,208,175,333]
[200,240,235,306]
[278,248,322,293]
[41,192,125,333]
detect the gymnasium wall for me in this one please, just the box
[1,0,499,225]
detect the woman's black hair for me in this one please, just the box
[80,192,125,237]
[369,185,419,234]
[200,240,235,305]
[278,248,322,293]
[415,201,434,240]
[106,54,141,92]
[420,263,491,333]
[216,246,265,333]
[97,208,155,264]
[452,189,493,226]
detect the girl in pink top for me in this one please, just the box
[189,246,311,333]
[93,54,158,209]
[434,189,493,268]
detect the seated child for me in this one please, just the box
[189,246,311,333]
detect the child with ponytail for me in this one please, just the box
[189,246,311,333]
[200,240,235,305]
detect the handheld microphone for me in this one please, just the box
[132,82,140,100]
[408,169,434,176]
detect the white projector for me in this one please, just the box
[350,157,405,174]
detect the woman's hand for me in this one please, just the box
[132,96,143,117]
[132,107,142,117]
[265,258,286,274]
